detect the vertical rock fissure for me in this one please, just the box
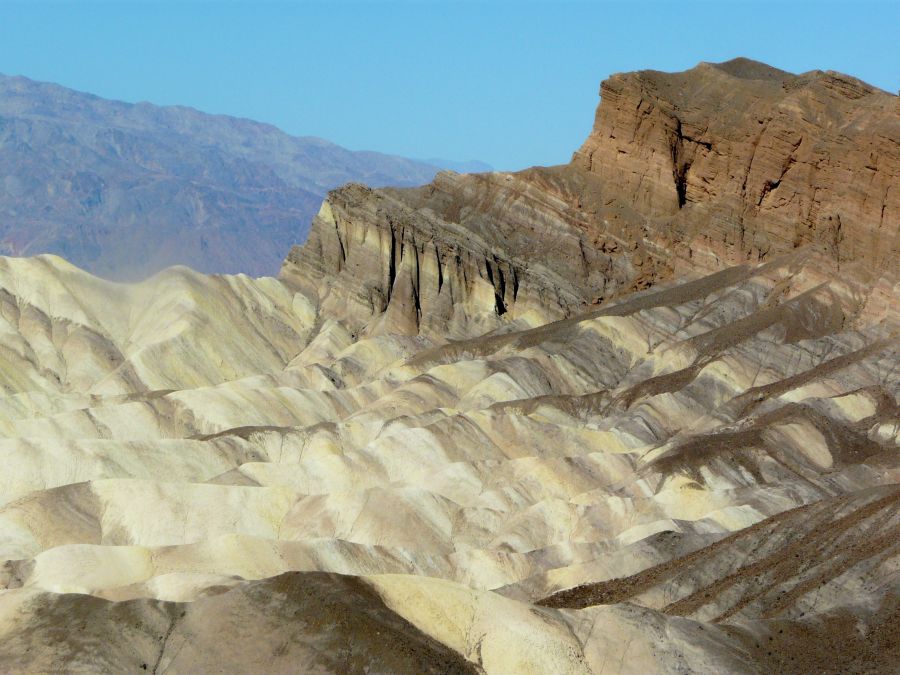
[386,226,397,305]
[511,266,519,302]
[496,262,507,316]
[413,242,422,326]
[485,259,507,316]
[334,219,346,271]
[670,118,690,208]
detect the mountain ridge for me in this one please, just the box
[0,72,486,280]
[280,58,897,343]
[0,59,896,673]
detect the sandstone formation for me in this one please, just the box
[282,59,898,337]
[0,60,897,673]
[574,58,899,273]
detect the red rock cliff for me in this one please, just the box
[574,58,899,271]
[283,59,899,336]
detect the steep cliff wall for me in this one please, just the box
[281,172,648,339]
[574,58,900,271]
[281,59,899,339]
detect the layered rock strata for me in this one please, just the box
[575,58,899,273]
[0,245,896,672]
[282,58,898,339]
[0,60,897,673]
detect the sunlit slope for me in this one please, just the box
[0,254,315,397]
[0,248,896,672]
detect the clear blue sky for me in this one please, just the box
[1,1,897,170]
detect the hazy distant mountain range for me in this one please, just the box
[415,157,493,174]
[0,74,489,279]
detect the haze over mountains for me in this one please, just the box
[0,58,897,673]
[0,73,488,280]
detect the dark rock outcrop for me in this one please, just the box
[574,58,899,272]
[282,59,898,339]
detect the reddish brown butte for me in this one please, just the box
[575,58,899,273]
[283,59,899,337]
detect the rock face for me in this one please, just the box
[0,74,455,280]
[0,60,897,673]
[281,166,662,340]
[574,58,899,273]
[282,58,898,338]
[281,175,591,339]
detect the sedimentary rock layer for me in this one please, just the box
[0,59,897,672]
[574,58,899,273]
[281,59,898,340]
[0,245,896,672]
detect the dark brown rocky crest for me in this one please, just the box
[574,58,899,271]
[282,58,899,338]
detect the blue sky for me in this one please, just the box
[1,1,897,170]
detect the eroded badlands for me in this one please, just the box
[0,59,897,673]
[0,244,896,673]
